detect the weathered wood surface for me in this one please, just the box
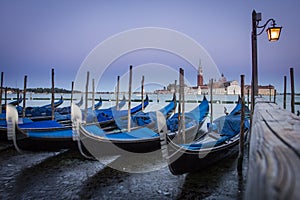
[246,98,300,200]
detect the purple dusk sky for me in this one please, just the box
[0,0,299,93]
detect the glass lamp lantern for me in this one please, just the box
[266,26,282,41]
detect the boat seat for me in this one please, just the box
[208,132,222,140]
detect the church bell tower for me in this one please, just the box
[197,59,203,87]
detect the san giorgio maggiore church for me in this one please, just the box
[164,62,241,95]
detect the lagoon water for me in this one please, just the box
[4,93,299,118]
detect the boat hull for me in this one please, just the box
[80,125,161,156]
[79,122,200,157]
[13,126,78,151]
[0,127,7,140]
[166,133,245,175]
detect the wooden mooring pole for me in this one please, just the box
[283,76,287,109]
[174,79,177,115]
[141,75,144,111]
[177,78,181,126]
[237,74,245,173]
[128,66,132,132]
[247,88,250,108]
[22,75,27,118]
[71,81,74,106]
[4,87,7,106]
[92,79,95,110]
[116,76,120,110]
[17,88,20,106]
[210,79,213,128]
[180,68,185,143]
[269,84,272,102]
[84,71,89,123]
[0,72,3,114]
[290,68,295,114]
[51,68,55,120]
[174,80,177,94]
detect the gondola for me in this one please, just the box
[54,96,102,116]
[5,106,76,151]
[93,97,103,110]
[1,96,23,107]
[165,97,250,175]
[113,94,176,131]
[0,96,23,115]
[9,96,23,106]
[4,96,147,151]
[0,96,103,140]
[0,96,63,139]
[94,95,149,130]
[15,96,64,121]
[78,96,209,157]
[166,96,210,142]
[54,96,84,115]
[96,95,149,123]
[75,95,84,107]
[1,96,126,136]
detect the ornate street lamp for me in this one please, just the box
[251,10,282,110]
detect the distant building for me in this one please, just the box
[190,64,241,95]
[197,60,204,87]
[155,60,275,95]
[244,85,275,96]
[193,59,209,94]
[226,80,240,95]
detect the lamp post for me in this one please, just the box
[251,10,282,111]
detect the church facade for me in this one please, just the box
[188,61,241,95]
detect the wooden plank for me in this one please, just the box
[255,101,300,153]
[246,99,300,199]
